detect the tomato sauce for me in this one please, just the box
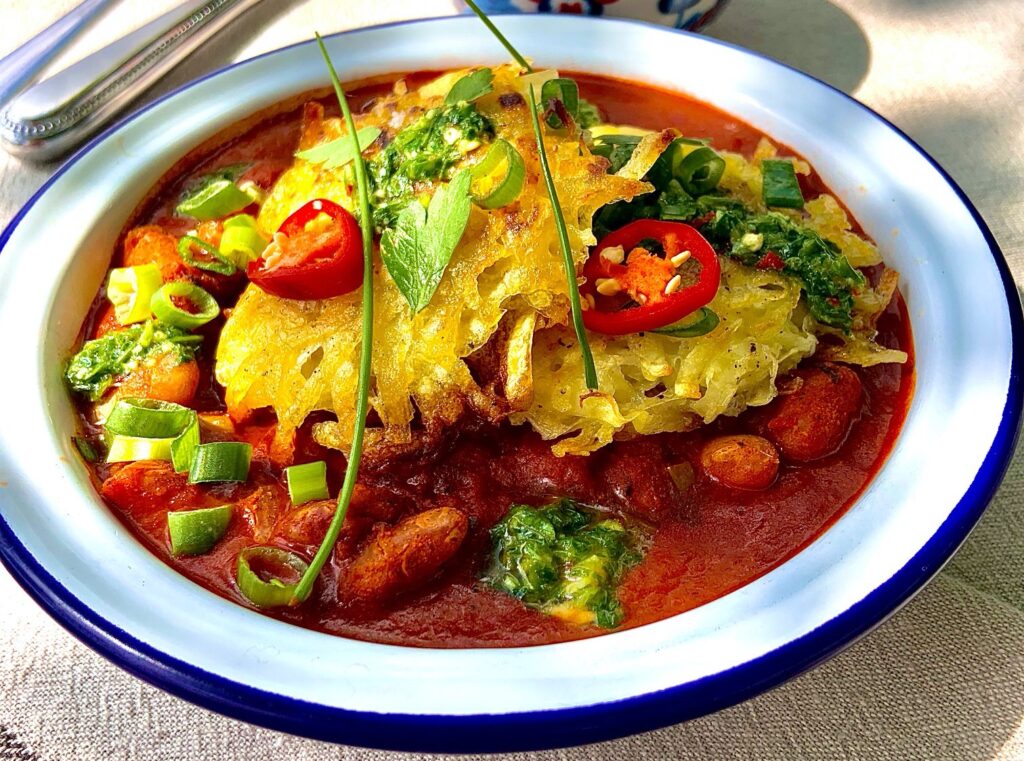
[77,73,915,648]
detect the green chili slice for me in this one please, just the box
[541,77,580,128]
[219,214,268,267]
[652,307,721,338]
[469,139,526,209]
[106,264,162,325]
[761,158,805,209]
[150,281,219,330]
[188,442,251,484]
[175,176,254,220]
[177,235,237,276]
[168,505,232,557]
[285,461,329,505]
[236,547,310,608]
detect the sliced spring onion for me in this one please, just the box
[106,264,163,325]
[170,414,200,474]
[177,235,237,276]
[168,505,232,557]
[652,307,721,338]
[150,281,219,330]
[541,78,579,128]
[105,398,194,439]
[674,145,726,196]
[175,176,254,220]
[285,460,329,505]
[73,436,101,463]
[469,139,526,209]
[761,158,805,209]
[106,434,174,463]
[219,214,268,267]
[188,441,252,484]
[237,546,310,608]
[527,84,598,390]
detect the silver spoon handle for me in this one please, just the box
[2,0,264,161]
[0,0,117,108]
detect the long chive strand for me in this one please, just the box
[463,0,533,73]
[527,84,598,390]
[293,35,375,604]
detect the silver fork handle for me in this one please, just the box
[1,0,264,161]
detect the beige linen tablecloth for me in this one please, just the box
[1,1,1022,759]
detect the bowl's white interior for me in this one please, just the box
[0,16,1014,716]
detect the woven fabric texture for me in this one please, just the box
[1,1,1021,759]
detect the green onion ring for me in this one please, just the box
[285,461,329,505]
[106,434,174,463]
[105,398,194,439]
[469,139,526,209]
[168,505,232,557]
[219,214,268,267]
[106,264,163,325]
[175,177,253,221]
[188,441,251,484]
[150,281,220,330]
[170,414,200,474]
[177,235,237,276]
[236,547,310,608]
[676,146,726,196]
[652,307,721,338]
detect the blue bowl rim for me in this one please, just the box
[0,15,1020,754]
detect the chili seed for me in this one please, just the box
[600,245,625,265]
[670,250,691,267]
[596,278,622,296]
[664,274,682,295]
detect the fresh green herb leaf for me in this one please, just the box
[290,34,376,606]
[462,0,533,72]
[445,68,494,105]
[380,169,473,313]
[295,126,382,169]
[541,78,579,128]
[577,98,602,128]
[527,84,598,390]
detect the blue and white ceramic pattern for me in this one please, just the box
[0,15,1020,754]
[468,0,728,30]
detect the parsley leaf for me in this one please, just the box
[380,170,473,313]
[295,126,381,169]
[444,68,494,105]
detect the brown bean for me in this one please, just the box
[763,363,863,462]
[344,507,468,601]
[700,435,780,490]
[599,438,687,523]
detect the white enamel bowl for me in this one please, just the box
[0,16,1019,753]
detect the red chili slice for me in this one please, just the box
[247,198,362,300]
[581,220,721,335]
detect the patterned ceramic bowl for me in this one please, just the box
[466,0,729,30]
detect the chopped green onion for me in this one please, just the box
[672,145,726,196]
[73,436,101,463]
[170,414,200,474]
[150,281,219,330]
[652,307,721,338]
[444,67,494,105]
[469,139,526,209]
[219,214,268,267]
[168,505,232,557]
[463,0,533,72]
[106,264,162,325]
[592,134,643,146]
[285,461,329,505]
[761,158,805,209]
[188,442,251,484]
[105,398,194,439]
[290,36,377,606]
[177,235,237,276]
[541,78,579,128]
[528,84,598,390]
[175,175,254,220]
[236,546,309,608]
[106,434,174,463]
